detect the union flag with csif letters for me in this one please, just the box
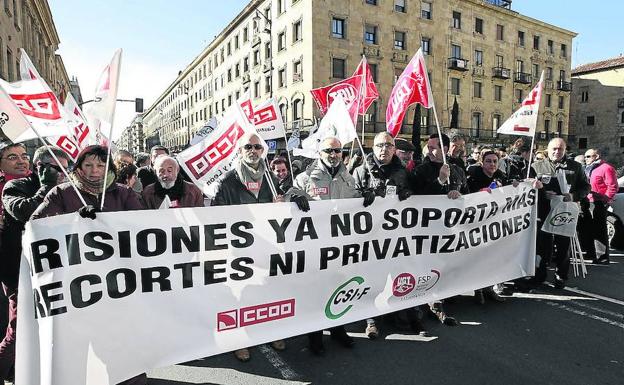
[386,48,432,137]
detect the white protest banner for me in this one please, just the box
[17,184,537,385]
[177,103,256,197]
[497,71,544,137]
[253,98,285,141]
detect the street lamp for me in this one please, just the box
[253,9,273,98]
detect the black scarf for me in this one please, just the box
[154,175,185,201]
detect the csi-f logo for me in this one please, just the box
[11,92,61,120]
[550,212,575,227]
[325,276,371,320]
[217,298,295,332]
[0,112,9,129]
[327,83,357,107]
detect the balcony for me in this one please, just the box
[263,60,272,73]
[514,72,532,84]
[448,57,469,71]
[557,80,572,92]
[492,67,511,79]
[242,73,250,84]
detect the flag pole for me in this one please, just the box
[526,133,536,180]
[430,102,447,165]
[360,55,368,145]
[101,50,122,210]
[281,128,295,186]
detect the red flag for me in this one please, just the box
[386,48,432,137]
[352,57,378,115]
[310,74,362,125]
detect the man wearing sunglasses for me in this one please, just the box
[0,146,69,382]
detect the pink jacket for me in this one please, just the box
[588,161,618,203]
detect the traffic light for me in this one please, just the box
[135,98,144,113]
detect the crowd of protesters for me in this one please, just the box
[0,131,622,383]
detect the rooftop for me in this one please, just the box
[572,55,624,75]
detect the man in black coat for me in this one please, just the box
[0,146,69,382]
[136,145,169,189]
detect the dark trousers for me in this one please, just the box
[536,229,571,282]
[118,373,147,385]
[579,201,610,261]
[0,284,16,382]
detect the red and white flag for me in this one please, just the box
[352,57,379,115]
[238,91,254,125]
[19,48,42,81]
[386,48,432,137]
[177,103,257,197]
[85,49,122,146]
[53,94,91,161]
[310,74,363,125]
[497,71,544,137]
[252,98,285,141]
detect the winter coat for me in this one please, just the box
[587,160,618,203]
[137,166,158,190]
[499,154,529,181]
[353,153,411,197]
[31,182,144,220]
[412,158,469,195]
[142,178,204,209]
[293,160,360,200]
[212,169,282,206]
[0,173,51,288]
[466,166,509,193]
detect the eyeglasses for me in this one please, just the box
[584,155,595,158]
[374,143,395,149]
[1,154,30,161]
[243,144,263,151]
[321,148,342,154]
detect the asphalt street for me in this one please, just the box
[146,252,624,385]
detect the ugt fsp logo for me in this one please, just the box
[325,276,371,320]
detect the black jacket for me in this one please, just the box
[466,166,509,193]
[499,154,529,181]
[412,158,469,195]
[353,153,411,196]
[0,173,53,287]
[213,169,282,206]
[137,166,158,189]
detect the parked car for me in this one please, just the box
[606,177,624,250]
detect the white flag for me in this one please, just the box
[497,71,544,137]
[177,104,257,198]
[0,85,37,142]
[85,49,122,145]
[317,96,357,145]
[52,94,92,161]
[253,98,285,141]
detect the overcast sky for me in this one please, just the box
[49,0,623,141]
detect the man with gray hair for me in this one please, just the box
[141,155,204,209]
[0,146,70,382]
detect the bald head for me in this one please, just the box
[155,155,179,189]
[547,138,566,162]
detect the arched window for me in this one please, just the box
[293,99,303,121]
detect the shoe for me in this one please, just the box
[432,309,459,326]
[365,322,379,339]
[493,283,513,295]
[485,287,506,302]
[474,289,485,305]
[271,339,286,351]
[308,332,325,355]
[594,257,610,265]
[553,276,566,289]
[234,348,250,362]
[330,328,355,348]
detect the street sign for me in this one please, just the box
[267,139,277,152]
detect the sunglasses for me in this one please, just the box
[321,148,342,154]
[243,144,263,151]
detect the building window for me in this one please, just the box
[578,137,588,150]
[243,57,250,72]
[545,94,552,107]
[620,136,624,148]
[474,50,483,66]
[545,66,553,80]
[451,44,461,59]
[561,43,567,58]
[243,27,249,42]
[421,37,431,55]
[278,68,286,88]
[475,18,483,34]
[533,35,540,50]
[473,82,482,98]
[451,77,460,95]
[547,39,554,55]
[495,54,504,67]
[472,113,482,134]
[559,70,566,81]
[621,111,624,124]
[278,0,286,14]
[394,31,406,50]
[452,11,461,29]
[581,90,589,103]
[6,48,14,82]
[518,31,525,46]
[494,85,502,101]
[332,17,345,39]
[393,67,404,84]
[293,20,302,42]
[293,60,302,81]
[227,42,231,56]
[234,35,239,50]
[492,114,501,133]
[253,49,260,66]
[332,58,345,79]
[557,120,563,135]
[496,24,504,41]
[278,32,286,51]
[532,63,540,79]
[558,95,564,109]
[368,63,378,82]
[394,0,406,12]
[515,89,523,103]
[293,99,303,121]
[235,63,240,78]
[254,81,260,98]
[265,76,272,94]
[421,2,432,19]
[544,119,551,134]
[587,116,595,126]
[364,25,377,44]
[365,0,377,5]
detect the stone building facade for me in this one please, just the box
[142,0,576,151]
[570,56,624,165]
